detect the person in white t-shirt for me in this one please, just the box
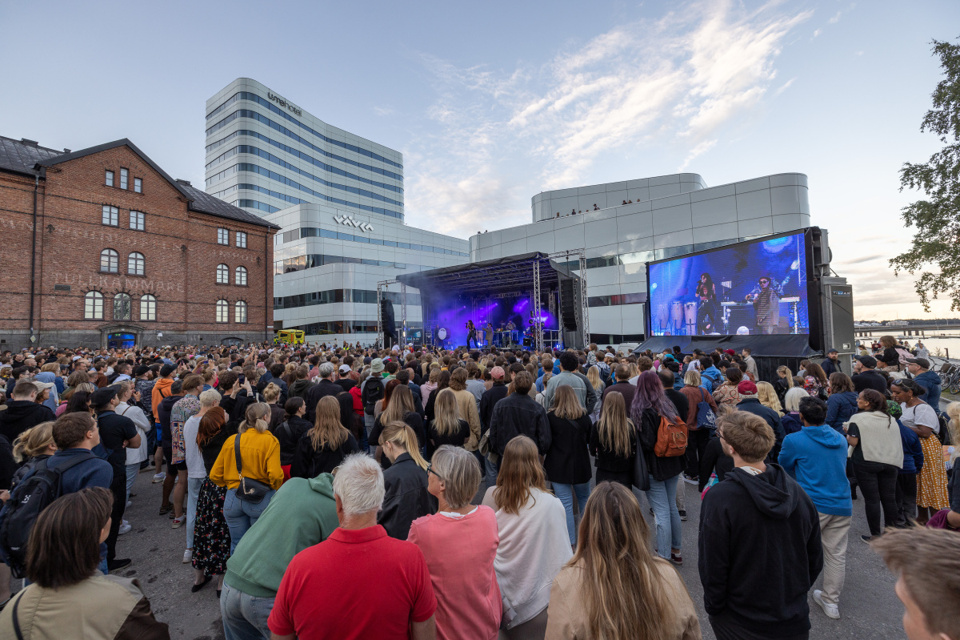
[183,388,222,569]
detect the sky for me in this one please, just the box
[2,0,958,321]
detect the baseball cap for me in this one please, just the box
[905,357,930,369]
[855,355,878,368]
[827,349,839,354]
[90,386,119,407]
[490,366,505,380]
[737,380,758,395]
[339,364,351,375]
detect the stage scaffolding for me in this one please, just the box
[388,250,589,351]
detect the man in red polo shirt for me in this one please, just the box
[268,454,436,640]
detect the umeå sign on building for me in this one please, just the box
[334,214,373,232]
[267,92,302,117]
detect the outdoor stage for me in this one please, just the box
[386,251,589,351]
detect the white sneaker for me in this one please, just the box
[813,589,840,619]
[152,472,166,483]
[183,549,193,564]
[126,500,132,507]
[118,522,132,535]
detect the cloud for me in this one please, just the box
[372,106,394,117]
[404,0,812,238]
[828,11,843,24]
[813,28,822,38]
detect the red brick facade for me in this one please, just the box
[0,140,276,350]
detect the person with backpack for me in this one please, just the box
[679,368,718,486]
[360,359,386,435]
[0,412,112,580]
[631,370,687,565]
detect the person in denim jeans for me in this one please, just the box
[209,403,284,554]
[631,370,687,565]
[544,385,593,546]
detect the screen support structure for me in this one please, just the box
[532,260,543,352]
[548,249,590,349]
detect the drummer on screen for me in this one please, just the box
[695,272,720,333]
[745,276,782,335]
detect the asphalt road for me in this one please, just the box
[10,464,909,640]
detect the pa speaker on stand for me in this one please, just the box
[380,299,396,348]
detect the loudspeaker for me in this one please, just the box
[810,227,831,268]
[560,279,579,331]
[380,299,396,344]
[821,277,854,354]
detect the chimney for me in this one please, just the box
[176,179,192,187]
[20,138,38,147]
[63,148,71,153]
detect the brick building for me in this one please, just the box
[0,136,279,350]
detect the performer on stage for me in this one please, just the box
[695,272,720,334]
[745,276,782,335]
[466,319,478,349]
[484,322,493,347]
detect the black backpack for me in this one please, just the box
[0,454,93,578]
[361,377,385,416]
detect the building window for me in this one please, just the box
[216,263,229,284]
[84,291,103,320]
[235,301,247,323]
[128,252,145,276]
[236,231,247,248]
[134,178,142,193]
[235,266,247,286]
[216,299,229,323]
[113,293,131,321]
[105,170,114,187]
[100,249,119,273]
[140,294,156,321]
[101,205,119,226]
[120,168,129,190]
[129,210,145,231]
[217,228,229,245]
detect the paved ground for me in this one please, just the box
[11,464,908,639]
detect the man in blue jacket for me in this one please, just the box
[906,358,941,415]
[779,396,851,621]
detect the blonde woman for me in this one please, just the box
[448,368,481,451]
[536,372,553,408]
[11,422,56,488]
[421,368,441,405]
[291,396,359,479]
[774,365,794,406]
[545,482,701,640]
[372,384,425,470]
[262,382,285,431]
[589,391,635,488]
[377,421,431,539]
[481,436,571,638]
[756,381,783,416]
[426,388,470,459]
[210,403,284,552]
[585,366,604,423]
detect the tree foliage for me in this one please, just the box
[891,38,960,311]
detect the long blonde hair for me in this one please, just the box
[572,482,676,640]
[238,403,270,434]
[381,384,415,425]
[756,381,783,416]
[13,422,56,462]
[493,436,547,515]
[586,366,603,392]
[379,421,427,469]
[597,391,633,458]
[432,389,461,437]
[777,366,794,387]
[551,384,585,420]
[947,402,960,464]
[309,396,349,450]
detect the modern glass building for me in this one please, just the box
[470,173,812,346]
[204,78,468,344]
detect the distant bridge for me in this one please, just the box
[855,323,960,339]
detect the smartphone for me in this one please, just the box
[238,375,245,385]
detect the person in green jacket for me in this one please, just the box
[219,473,338,640]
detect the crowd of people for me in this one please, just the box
[0,338,957,639]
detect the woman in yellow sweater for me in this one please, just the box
[211,403,284,553]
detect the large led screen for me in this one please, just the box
[647,232,810,337]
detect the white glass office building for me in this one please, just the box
[205,78,468,344]
[470,173,812,346]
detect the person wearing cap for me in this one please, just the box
[336,364,356,393]
[852,356,888,395]
[821,349,842,377]
[91,385,140,572]
[906,358,941,416]
[0,381,56,444]
[736,379,785,461]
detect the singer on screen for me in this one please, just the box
[695,272,720,333]
[745,276,782,334]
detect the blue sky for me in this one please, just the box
[2,0,958,320]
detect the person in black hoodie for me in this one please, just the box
[699,410,822,640]
[275,397,313,478]
[0,381,56,444]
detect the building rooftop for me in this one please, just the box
[0,135,279,230]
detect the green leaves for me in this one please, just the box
[891,38,960,311]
